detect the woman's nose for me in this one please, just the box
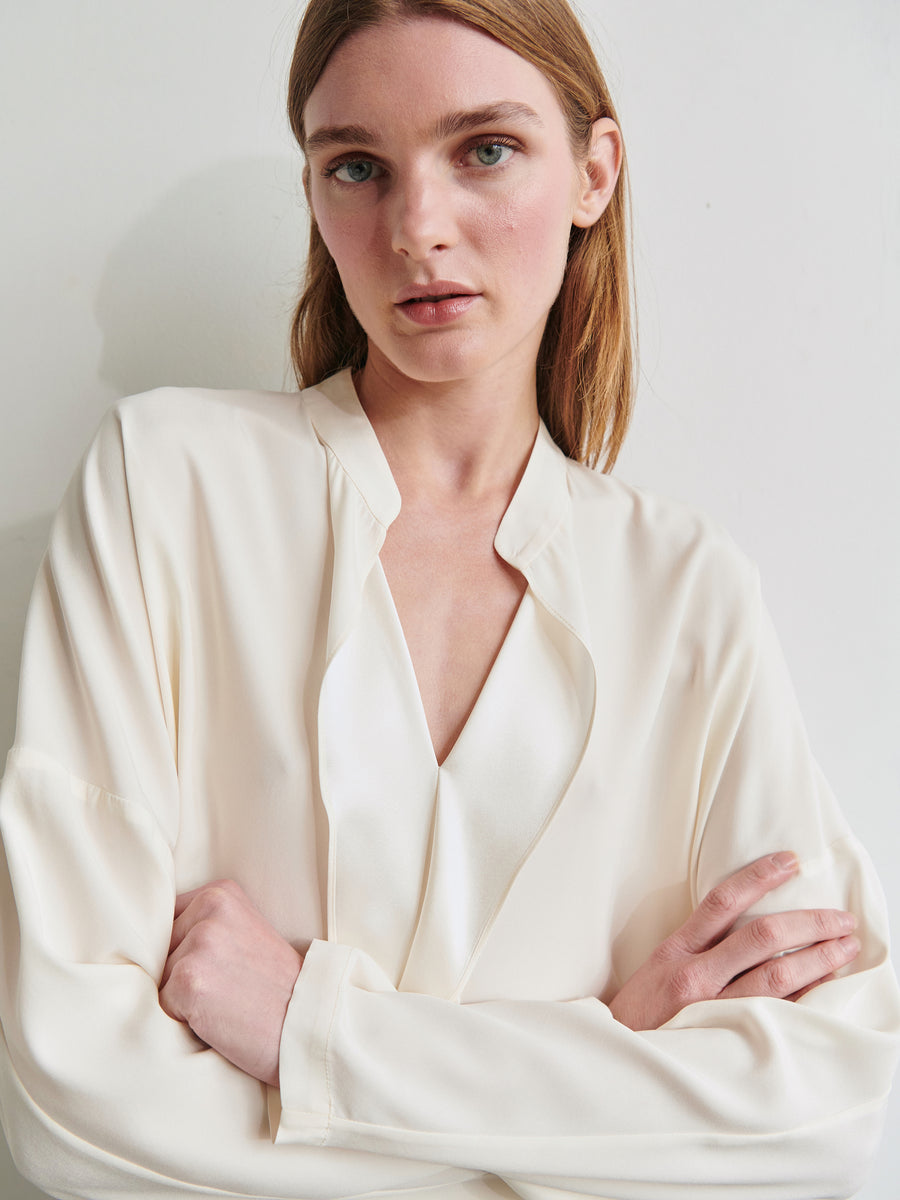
[390,171,458,259]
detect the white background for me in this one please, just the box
[1,1,897,1196]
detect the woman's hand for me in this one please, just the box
[608,852,861,1031]
[158,880,303,1087]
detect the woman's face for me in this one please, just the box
[303,16,616,395]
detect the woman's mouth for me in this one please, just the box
[395,284,480,326]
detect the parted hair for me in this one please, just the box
[287,0,634,470]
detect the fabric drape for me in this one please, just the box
[0,371,897,1200]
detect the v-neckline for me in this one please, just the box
[371,557,530,771]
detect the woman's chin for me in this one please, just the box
[363,332,537,394]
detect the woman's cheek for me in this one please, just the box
[315,208,356,270]
[503,188,572,289]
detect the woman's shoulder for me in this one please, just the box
[566,456,748,554]
[79,384,323,494]
[109,383,315,450]
[58,385,330,562]
[563,457,761,612]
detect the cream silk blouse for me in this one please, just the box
[0,370,897,1200]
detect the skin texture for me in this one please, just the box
[303,17,619,403]
[303,16,620,762]
[159,881,303,1088]
[158,17,861,1083]
[607,853,860,1030]
[159,857,860,1085]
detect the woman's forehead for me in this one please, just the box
[303,15,565,141]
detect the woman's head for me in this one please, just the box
[287,0,634,469]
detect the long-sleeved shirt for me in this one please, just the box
[1,369,898,1200]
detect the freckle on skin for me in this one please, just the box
[304,16,590,390]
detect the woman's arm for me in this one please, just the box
[0,407,485,1200]
[269,880,896,1200]
[262,587,900,1198]
[2,404,898,1199]
[157,841,892,1200]
[156,851,858,1090]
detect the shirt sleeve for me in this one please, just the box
[3,405,898,1200]
[270,584,900,1199]
[0,407,484,1200]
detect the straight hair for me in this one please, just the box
[287,0,634,470]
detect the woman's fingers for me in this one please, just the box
[158,879,303,1087]
[720,934,861,1001]
[168,879,247,949]
[608,852,862,1031]
[163,880,250,980]
[788,973,839,1003]
[703,907,857,988]
[673,852,800,955]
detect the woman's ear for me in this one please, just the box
[572,118,622,229]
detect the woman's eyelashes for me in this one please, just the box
[321,137,521,184]
[468,139,517,167]
[325,158,384,183]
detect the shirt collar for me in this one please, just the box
[304,369,401,532]
[494,421,570,570]
[304,368,590,650]
[306,370,569,546]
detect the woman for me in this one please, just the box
[0,0,897,1197]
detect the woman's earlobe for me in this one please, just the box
[572,118,622,229]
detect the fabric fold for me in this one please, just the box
[399,592,596,999]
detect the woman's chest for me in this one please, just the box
[168,548,704,1002]
[378,509,527,765]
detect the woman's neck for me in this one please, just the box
[354,359,540,509]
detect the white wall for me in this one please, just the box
[1,1,897,1196]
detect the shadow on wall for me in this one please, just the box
[1,156,309,1200]
[94,155,308,397]
[0,514,53,763]
[4,157,308,758]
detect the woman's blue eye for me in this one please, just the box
[474,143,513,167]
[332,160,381,183]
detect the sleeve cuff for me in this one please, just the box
[268,939,395,1145]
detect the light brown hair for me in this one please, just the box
[287,0,634,470]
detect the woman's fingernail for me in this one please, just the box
[843,936,861,956]
[771,852,799,872]
[840,912,858,931]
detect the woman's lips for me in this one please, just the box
[396,293,480,326]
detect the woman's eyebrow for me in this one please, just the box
[433,101,544,140]
[304,101,543,155]
[304,123,376,154]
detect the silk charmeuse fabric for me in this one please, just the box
[0,370,897,1200]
